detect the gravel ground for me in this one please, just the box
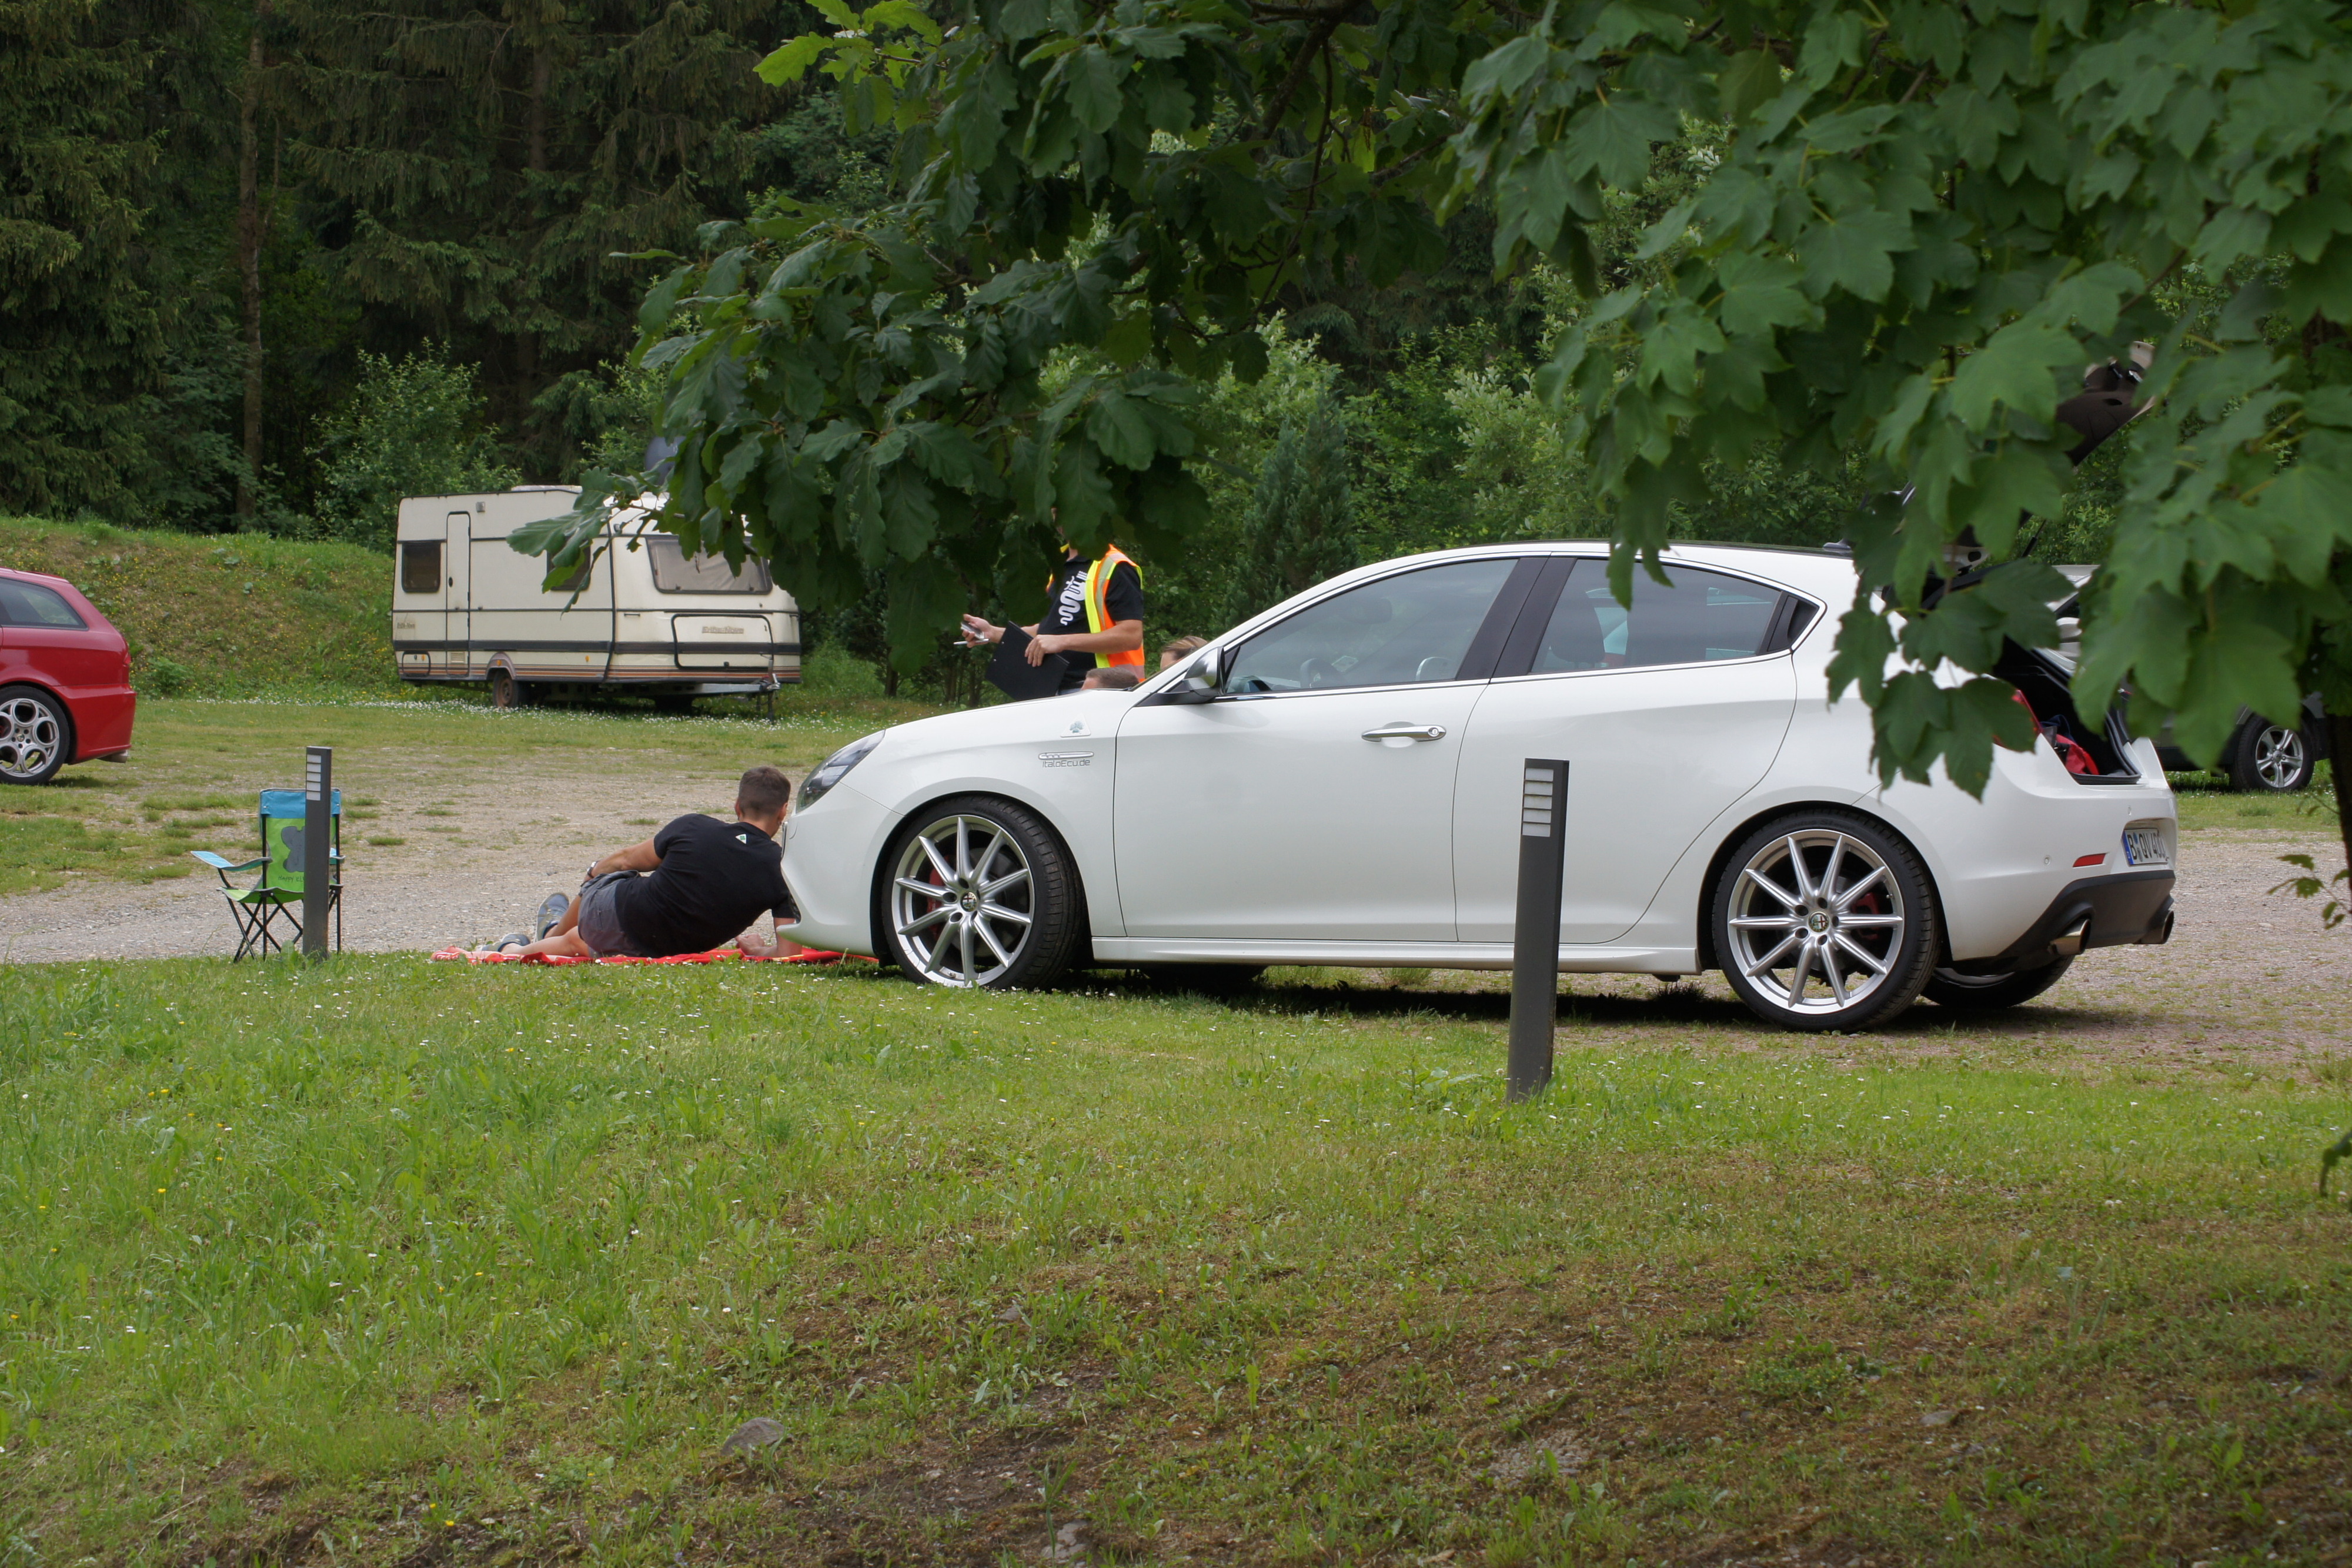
[0,760,761,961]
[2,770,2341,1060]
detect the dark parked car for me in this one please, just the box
[2053,571,2329,793]
[0,567,136,784]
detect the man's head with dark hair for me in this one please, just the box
[1081,666,1142,690]
[736,764,793,821]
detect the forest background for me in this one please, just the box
[3,0,2121,697]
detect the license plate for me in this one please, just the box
[2122,826,2169,867]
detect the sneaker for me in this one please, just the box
[533,892,571,941]
[494,931,530,953]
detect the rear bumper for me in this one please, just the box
[69,688,136,760]
[1959,868,2175,974]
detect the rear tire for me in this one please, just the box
[2227,717,2312,791]
[1711,810,1939,1032]
[1923,955,2073,1012]
[874,795,1084,989]
[0,686,72,785]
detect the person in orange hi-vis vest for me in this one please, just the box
[960,533,1145,695]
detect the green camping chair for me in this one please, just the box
[192,789,343,959]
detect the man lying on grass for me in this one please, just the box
[480,765,804,960]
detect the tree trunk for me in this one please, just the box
[527,45,550,174]
[234,9,268,522]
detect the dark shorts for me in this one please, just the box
[576,871,653,958]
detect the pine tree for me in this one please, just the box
[1230,393,1358,625]
[0,0,202,519]
[271,0,803,473]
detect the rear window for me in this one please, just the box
[647,536,770,594]
[400,540,442,594]
[1531,563,1782,673]
[0,579,86,628]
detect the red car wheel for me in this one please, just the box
[0,685,74,785]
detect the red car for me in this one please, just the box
[0,567,136,784]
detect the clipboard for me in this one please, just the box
[983,625,1071,701]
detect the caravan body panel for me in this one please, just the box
[390,489,800,695]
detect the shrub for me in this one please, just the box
[309,349,517,550]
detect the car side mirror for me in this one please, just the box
[1162,648,1223,704]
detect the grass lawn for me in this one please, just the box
[2168,765,2342,835]
[0,697,928,898]
[2,956,2347,1566]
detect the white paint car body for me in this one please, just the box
[783,543,2177,1028]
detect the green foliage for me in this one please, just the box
[2323,1129,2352,1202]
[0,0,240,527]
[597,0,2352,903]
[530,361,663,484]
[1231,392,1358,626]
[309,351,519,549]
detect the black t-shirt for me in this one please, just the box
[1040,554,1145,691]
[611,814,797,956]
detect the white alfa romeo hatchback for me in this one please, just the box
[781,543,2178,1031]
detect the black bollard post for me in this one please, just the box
[1507,758,1569,1101]
[303,745,332,961]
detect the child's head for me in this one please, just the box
[1080,666,1142,691]
[1158,634,1207,670]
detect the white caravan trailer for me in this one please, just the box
[390,487,800,708]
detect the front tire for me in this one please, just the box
[2228,717,2312,792]
[1712,811,1939,1032]
[1923,955,2074,1012]
[0,686,72,785]
[876,795,1084,989]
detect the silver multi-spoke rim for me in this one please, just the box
[0,697,61,783]
[888,814,1034,988]
[1726,830,1906,1015]
[2253,725,2305,788]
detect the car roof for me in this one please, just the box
[0,565,83,593]
[1303,539,1858,601]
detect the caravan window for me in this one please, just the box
[646,536,770,594]
[400,541,443,594]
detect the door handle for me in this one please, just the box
[1361,723,1446,742]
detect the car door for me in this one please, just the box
[1453,558,1803,943]
[1113,556,1528,941]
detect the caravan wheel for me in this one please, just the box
[489,669,534,710]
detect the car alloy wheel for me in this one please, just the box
[880,795,1083,989]
[0,686,71,785]
[2231,720,2310,791]
[1713,812,1938,1031]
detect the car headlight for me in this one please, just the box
[798,732,883,810]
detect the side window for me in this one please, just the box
[400,540,443,594]
[1531,563,1785,673]
[0,579,87,628]
[647,535,771,594]
[1225,559,1516,694]
[548,553,592,595]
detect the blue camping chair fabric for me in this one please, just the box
[192,789,343,959]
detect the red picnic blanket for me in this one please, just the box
[430,945,868,967]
